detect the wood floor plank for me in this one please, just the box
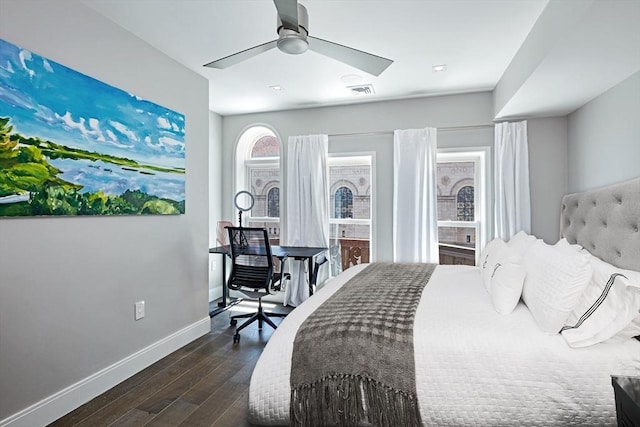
[142,399,199,427]
[50,332,220,427]
[49,349,185,427]
[179,358,246,406]
[108,408,155,427]
[48,302,293,427]
[178,381,247,427]
[210,389,251,427]
[74,350,212,426]
[134,352,225,415]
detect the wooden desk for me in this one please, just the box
[209,245,327,315]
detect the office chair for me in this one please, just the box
[226,227,289,343]
[311,255,328,291]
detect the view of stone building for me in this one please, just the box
[245,135,476,268]
[436,161,476,246]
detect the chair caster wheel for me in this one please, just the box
[230,318,237,326]
[233,333,240,343]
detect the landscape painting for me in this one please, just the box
[0,38,185,217]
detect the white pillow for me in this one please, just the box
[479,238,506,291]
[561,255,640,347]
[507,230,537,257]
[479,239,526,315]
[521,240,593,334]
[604,315,640,343]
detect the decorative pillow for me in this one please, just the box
[479,239,507,291]
[507,230,537,257]
[604,315,640,344]
[521,240,593,334]
[555,237,584,253]
[561,255,640,347]
[479,238,526,315]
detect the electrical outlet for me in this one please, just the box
[135,301,145,320]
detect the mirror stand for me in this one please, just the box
[233,190,255,228]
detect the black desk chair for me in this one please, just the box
[226,227,289,343]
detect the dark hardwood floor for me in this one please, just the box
[49,301,293,427]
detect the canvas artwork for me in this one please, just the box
[0,38,185,217]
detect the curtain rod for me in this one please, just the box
[328,123,494,138]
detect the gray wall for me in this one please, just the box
[0,0,210,421]
[528,117,568,243]
[567,71,640,192]
[221,92,568,265]
[222,93,493,265]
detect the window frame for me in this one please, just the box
[328,153,375,263]
[267,187,280,218]
[334,186,354,219]
[244,157,281,226]
[436,147,490,265]
[234,125,282,235]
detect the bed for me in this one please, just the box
[248,178,640,426]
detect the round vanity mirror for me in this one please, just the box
[234,190,254,212]
[234,191,254,227]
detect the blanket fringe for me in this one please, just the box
[291,374,422,427]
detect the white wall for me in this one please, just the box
[567,71,640,192]
[208,111,223,300]
[0,1,210,424]
[222,92,568,258]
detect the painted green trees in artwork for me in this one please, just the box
[0,117,76,198]
[0,117,184,216]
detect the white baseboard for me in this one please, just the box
[0,317,211,427]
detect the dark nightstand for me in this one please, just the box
[612,375,640,427]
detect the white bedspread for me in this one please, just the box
[249,264,640,426]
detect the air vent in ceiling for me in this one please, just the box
[347,84,375,96]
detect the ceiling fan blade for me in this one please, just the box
[273,0,299,31]
[203,40,278,69]
[308,36,393,77]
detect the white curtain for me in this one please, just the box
[494,120,531,240]
[283,134,329,306]
[393,127,439,263]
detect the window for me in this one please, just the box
[267,187,279,217]
[329,155,373,274]
[436,149,488,266]
[334,186,353,219]
[235,126,281,242]
[456,186,474,221]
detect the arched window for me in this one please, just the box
[251,135,280,158]
[267,187,279,217]
[234,126,281,240]
[334,187,353,219]
[456,186,474,221]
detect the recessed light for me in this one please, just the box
[340,74,363,85]
[432,64,447,72]
[269,85,284,91]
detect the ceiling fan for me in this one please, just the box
[203,0,393,76]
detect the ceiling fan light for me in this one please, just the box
[277,36,309,55]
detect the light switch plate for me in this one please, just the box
[135,301,145,320]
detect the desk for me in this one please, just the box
[209,245,327,313]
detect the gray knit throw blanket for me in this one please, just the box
[290,262,436,427]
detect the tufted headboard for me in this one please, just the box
[560,177,640,272]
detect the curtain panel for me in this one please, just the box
[392,127,439,263]
[494,120,531,240]
[283,134,329,306]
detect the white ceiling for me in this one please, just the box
[83,0,639,118]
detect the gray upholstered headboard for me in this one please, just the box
[560,178,640,272]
